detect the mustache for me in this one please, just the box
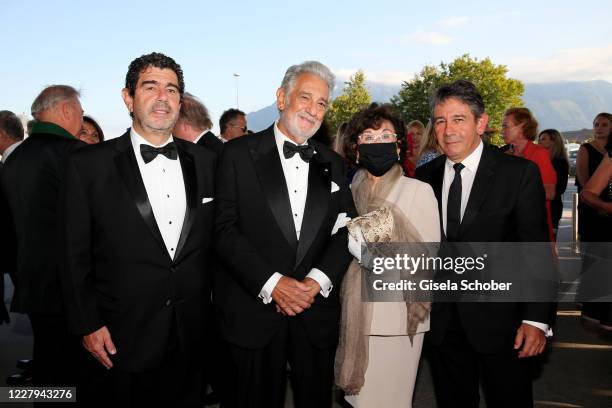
[150,102,171,113]
[297,111,317,123]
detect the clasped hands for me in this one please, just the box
[272,276,320,316]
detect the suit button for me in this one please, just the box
[170,266,176,273]
[165,299,172,307]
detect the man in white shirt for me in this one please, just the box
[214,61,357,407]
[173,92,223,155]
[61,53,217,407]
[416,80,556,408]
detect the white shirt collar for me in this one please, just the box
[1,140,23,163]
[130,128,175,164]
[445,139,483,173]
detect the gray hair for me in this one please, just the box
[280,61,335,100]
[31,85,80,119]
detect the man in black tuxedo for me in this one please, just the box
[173,92,223,155]
[61,53,216,406]
[1,87,85,388]
[214,61,356,407]
[415,80,557,408]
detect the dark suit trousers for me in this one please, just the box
[80,320,202,408]
[221,317,335,408]
[28,313,81,387]
[427,305,534,408]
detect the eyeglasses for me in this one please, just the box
[358,133,397,143]
[229,124,247,132]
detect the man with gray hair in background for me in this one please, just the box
[0,85,84,387]
[173,92,224,155]
[214,61,356,407]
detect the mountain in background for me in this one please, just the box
[523,80,612,131]
[247,80,612,133]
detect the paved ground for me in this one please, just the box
[2,179,611,407]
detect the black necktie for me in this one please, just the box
[446,162,464,242]
[140,142,178,164]
[283,141,315,163]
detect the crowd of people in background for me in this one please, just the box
[0,52,610,408]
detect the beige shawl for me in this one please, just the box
[335,164,432,395]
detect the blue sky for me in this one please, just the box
[2,0,611,137]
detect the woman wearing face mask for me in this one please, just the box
[335,103,440,407]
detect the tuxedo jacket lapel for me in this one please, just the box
[460,147,496,238]
[113,132,169,260]
[173,140,197,262]
[295,149,330,269]
[250,128,298,249]
[429,158,446,241]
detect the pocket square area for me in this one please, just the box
[331,212,351,236]
[331,181,340,193]
[202,197,214,204]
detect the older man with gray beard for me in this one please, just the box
[214,61,357,407]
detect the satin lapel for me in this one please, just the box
[173,141,197,262]
[431,159,446,241]
[113,132,168,258]
[459,148,496,238]
[295,150,331,269]
[250,128,298,249]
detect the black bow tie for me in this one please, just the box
[283,141,315,163]
[140,142,178,164]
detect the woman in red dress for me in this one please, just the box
[502,107,557,241]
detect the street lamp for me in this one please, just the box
[233,73,240,109]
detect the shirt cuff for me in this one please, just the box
[259,272,283,304]
[522,320,553,337]
[306,268,333,297]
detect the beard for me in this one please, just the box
[280,110,321,142]
[138,102,178,133]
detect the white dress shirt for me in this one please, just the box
[1,140,23,163]
[442,140,550,335]
[131,129,186,260]
[258,122,333,304]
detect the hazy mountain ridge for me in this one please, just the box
[246,80,612,132]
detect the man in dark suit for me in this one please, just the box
[0,88,85,388]
[0,110,25,326]
[214,61,356,407]
[173,92,223,155]
[0,161,8,324]
[218,108,247,142]
[173,91,223,405]
[415,80,557,408]
[61,53,216,406]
